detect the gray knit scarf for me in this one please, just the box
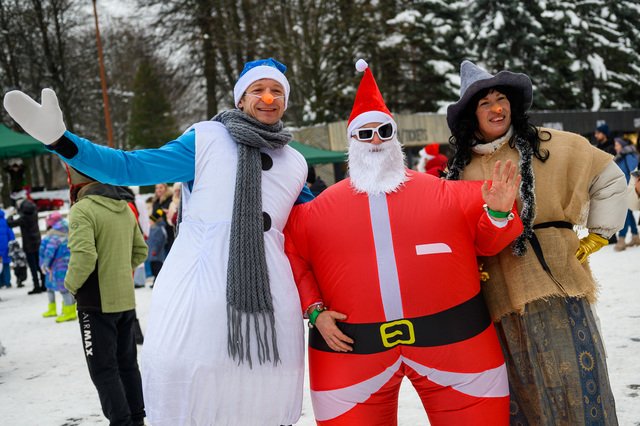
[446,134,536,256]
[212,109,291,367]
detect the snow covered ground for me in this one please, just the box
[0,243,639,425]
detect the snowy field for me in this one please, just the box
[0,244,639,425]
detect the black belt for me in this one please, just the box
[309,292,491,354]
[529,221,573,293]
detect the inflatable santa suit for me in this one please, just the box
[285,60,523,426]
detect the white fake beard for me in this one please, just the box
[348,137,408,195]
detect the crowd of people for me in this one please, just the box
[1,56,633,425]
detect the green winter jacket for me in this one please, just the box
[65,183,148,313]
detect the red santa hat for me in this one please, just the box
[424,143,440,156]
[347,59,395,137]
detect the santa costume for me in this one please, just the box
[285,60,523,425]
[416,144,448,177]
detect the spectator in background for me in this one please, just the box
[613,137,640,251]
[130,187,150,239]
[416,144,448,177]
[8,240,27,287]
[7,190,44,294]
[126,186,149,290]
[4,158,27,193]
[306,166,327,196]
[64,166,148,426]
[151,183,172,213]
[594,123,615,155]
[166,182,181,235]
[151,183,174,253]
[0,210,15,288]
[39,212,75,322]
[146,209,167,288]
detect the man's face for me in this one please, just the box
[475,89,512,141]
[238,79,285,125]
[594,130,607,143]
[348,120,406,194]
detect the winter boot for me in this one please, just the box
[614,238,627,252]
[627,234,640,247]
[42,302,57,318]
[56,303,77,323]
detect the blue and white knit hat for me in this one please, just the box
[233,58,290,110]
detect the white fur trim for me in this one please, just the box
[347,111,394,136]
[233,66,290,110]
[471,126,513,155]
[355,59,368,72]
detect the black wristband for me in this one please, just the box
[47,134,78,159]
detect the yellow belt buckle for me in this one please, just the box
[380,319,416,348]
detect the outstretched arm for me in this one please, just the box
[4,88,195,185]
[54,131,195,186]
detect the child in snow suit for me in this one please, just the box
[146,208,167,286]
[8,240,27,287]
[40,211,75,322]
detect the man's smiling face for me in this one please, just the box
[238,79,285,125]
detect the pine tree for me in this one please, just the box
[465,0,548,107]
[604,0,640,108]
[128,57,178,149]
[382,0,469,113]
[532,0,639,109]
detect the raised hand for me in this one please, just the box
[3,88,66,145]
[481,160,521,213]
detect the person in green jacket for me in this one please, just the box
[65,166,148,426]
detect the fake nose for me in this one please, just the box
[491,104,503,113]
[261,93,275,105]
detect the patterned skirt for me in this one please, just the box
[496,297,618,426]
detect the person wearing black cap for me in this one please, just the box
[594,123,615,155]
[446,60,626,425]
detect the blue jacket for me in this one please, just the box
[615,145,639,182]
[56,130,314,204]
[147,219,168,262]
[0,211,16,260]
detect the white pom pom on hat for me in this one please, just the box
[355,59,368,72]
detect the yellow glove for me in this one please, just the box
[576,233,609,263]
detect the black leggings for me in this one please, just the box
[25,251,43,288]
